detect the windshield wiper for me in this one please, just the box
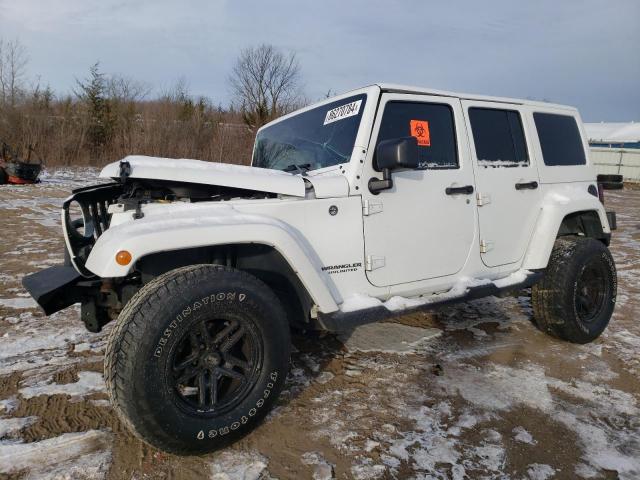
[283,163,311,175]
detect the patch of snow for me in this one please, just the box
[0,297,38,309]
[301,451,334,480]
[350,458,385,480]
[339,293,384,313]
[337,322,441,354]
[0,397,19,415]
[315,371,335,384]
[438,363,555,412]
[0,429,112,478]
[0,416,37,439]
[210,450,268,480]
[364,440,380,452]
[467,326,489,338]
[20,371,106,399]
[472,441,506,471]
[477,159,528,167]
[339,273,530,313]
[438,362,640,478]
[73,342,93,353]
[0,306,103,379]
[527,463,556,480]
[493,269,530,288]
[575,462,600,478]
[513,426,537,445]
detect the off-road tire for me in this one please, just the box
[104,264,291,455]
[600,181,624,190]
[596,174,623,183]
[532,236,616,344]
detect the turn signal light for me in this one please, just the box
[115,250,132,266]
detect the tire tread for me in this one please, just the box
[104,264,288,453]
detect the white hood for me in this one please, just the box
[100,155,306,197]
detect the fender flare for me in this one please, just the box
[85,208,341,313]
[522,190,610,270]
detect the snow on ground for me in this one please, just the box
[0,415,38,438]
[0,171,639,479]
[209,450,269,480]
[0,308,104,380]
[0,430,113,478]
[337,322,441,353]
[340,271,531,314]
[19,371,106,399]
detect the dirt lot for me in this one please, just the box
[0,171,639,480]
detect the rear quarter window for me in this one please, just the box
[534,112,586,166]
[468,108,528,166]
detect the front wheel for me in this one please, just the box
[532,236,617,344]
[104,265,291,454]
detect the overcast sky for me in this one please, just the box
[1,0,638,121]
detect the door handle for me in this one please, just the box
[445,185,474,195]
[515,181,539,190]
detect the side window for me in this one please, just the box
[376,101,458,169]
[468,108,528,166]
[534,112,586,166]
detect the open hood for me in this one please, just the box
[100,155,306,197]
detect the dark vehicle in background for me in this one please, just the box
[0,142,42,184]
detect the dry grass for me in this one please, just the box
[0,94,256,167]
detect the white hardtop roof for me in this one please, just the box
[371,83,577,111]
[259,83,577,133]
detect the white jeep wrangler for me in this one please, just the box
[23,84,621,454]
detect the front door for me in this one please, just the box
[461,101,542,267]
[362,94,477,287]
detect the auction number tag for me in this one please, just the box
[324,100,362,125]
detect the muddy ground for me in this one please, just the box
[0,170,638,480]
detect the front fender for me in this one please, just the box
[85,204,340,313]
[522,184,610,270]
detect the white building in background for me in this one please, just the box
[585,122,640,182]
[584,122,640,149]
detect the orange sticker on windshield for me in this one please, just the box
[410,120,431,146]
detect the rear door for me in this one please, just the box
[362,94,477,287]
[462,101,541,267]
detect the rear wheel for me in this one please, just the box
[104,264,291,454]
[532,236,617,344]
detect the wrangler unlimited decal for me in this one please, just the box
[321,262,362,274]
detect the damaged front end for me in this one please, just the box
[22,181,139,332]
[22,162,285,332]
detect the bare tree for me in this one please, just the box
[0,38,29,106]
[107,74,151,103]
[229,44,303,128]
[159,76,191,103]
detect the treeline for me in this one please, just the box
[0,41,304,167]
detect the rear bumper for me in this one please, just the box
[607,211,617,231]
[22,265,83,315]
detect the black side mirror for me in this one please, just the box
[369,137,419,194]
[375,136,419,171]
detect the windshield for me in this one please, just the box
[252,93,367,172]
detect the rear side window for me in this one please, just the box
[468,108,528,165]
[376,101,458,169]
[534,112,586,166]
